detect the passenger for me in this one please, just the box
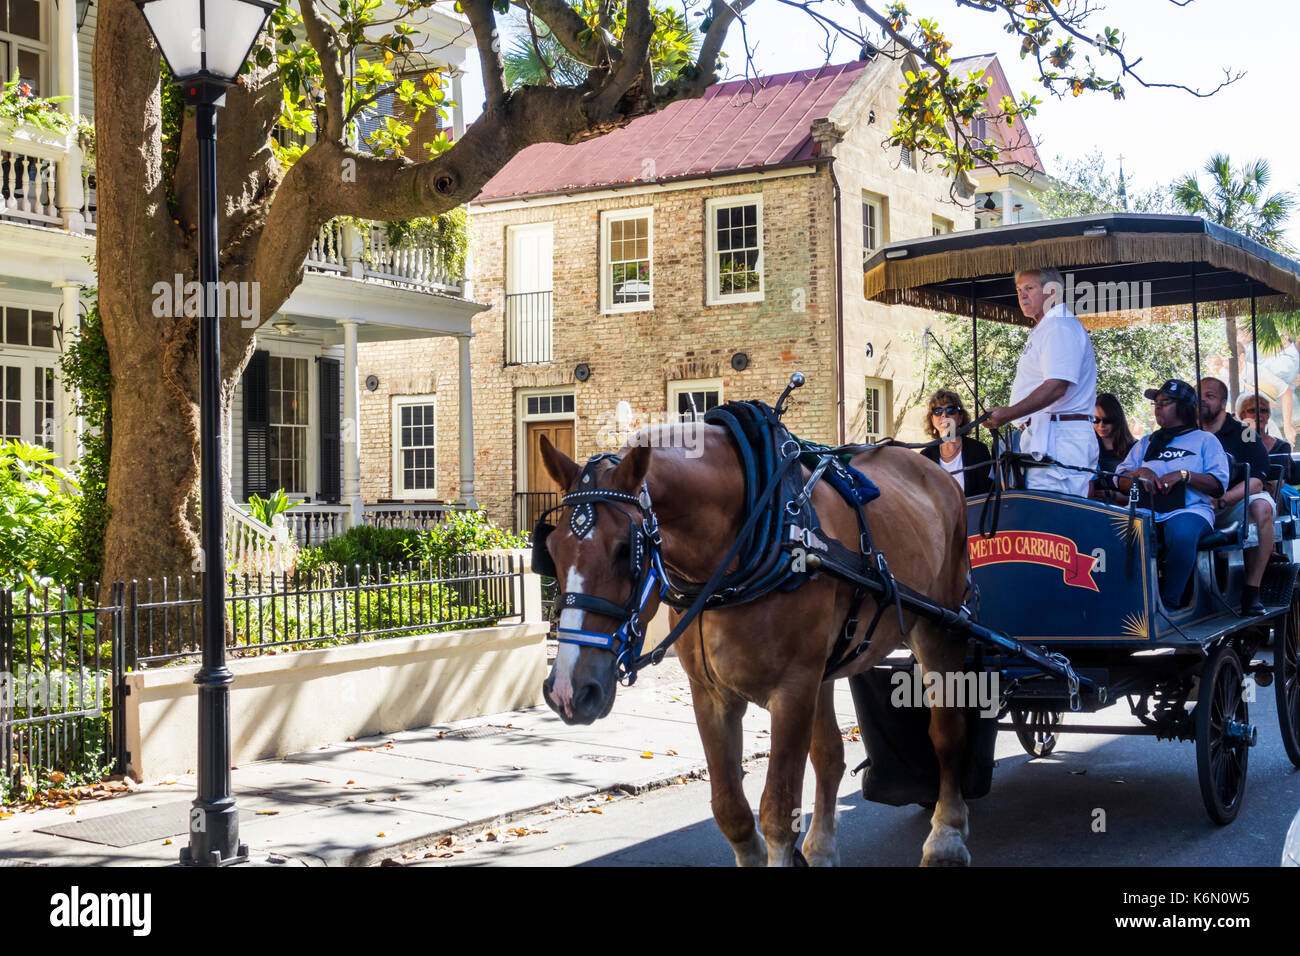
[1116,380,1229,611]
[1200,377,1273,615]
[1092,392,1137,501]
[985,267,1099,496]
[919,389,994,496]
[1237,392,1299,488]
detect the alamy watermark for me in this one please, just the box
[889,661,1000,718]
[151,274,262,328]
[0,667,107,717]
[595,400,707,458]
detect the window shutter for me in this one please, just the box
[318,357,342,502]
[242,350,270,499]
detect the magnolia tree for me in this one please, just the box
[91,0,1229,583]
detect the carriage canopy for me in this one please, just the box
[862,213,1300,328]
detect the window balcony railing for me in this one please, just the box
[504,290,553,365]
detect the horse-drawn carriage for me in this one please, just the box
[536,213,1300,865]
[859,212,1300,825]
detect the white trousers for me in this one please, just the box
[1022,420,1099,497]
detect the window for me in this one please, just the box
[668,379,722,422]
[525,393,574,417]
[970,115,987,144]
[268,356,309,493]
[392,396,437,497]
[1,305,55,348]
[0,362,55,450]
[862,193,885,268]
[862,377,893,442]
[0,0,47,96]
[505,223,554,364]
[932,215,953,236]
[601,208,652,312]
[706,196,763,304]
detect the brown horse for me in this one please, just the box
[539,422,972,866]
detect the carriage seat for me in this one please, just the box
[1197,520,1241,550]
[1197,458,1250,551]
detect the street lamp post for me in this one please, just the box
[133,0,276,867]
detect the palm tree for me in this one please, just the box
[1173,154,1298,400]
[503,2,701,90]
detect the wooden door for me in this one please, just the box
[525,421,574,526]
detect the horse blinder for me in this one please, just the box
[531,520,558,578]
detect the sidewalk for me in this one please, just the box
[0,657,859,867]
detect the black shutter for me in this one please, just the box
[319,357,342,503]
[243,350,270,499]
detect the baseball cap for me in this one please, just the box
[1143,379,1197,404]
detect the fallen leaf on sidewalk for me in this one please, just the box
[256,810,279,816]
[346,780,355,785]
[640,751,654,759]
[553,845,566,851]
[163,839,172,845]
[356,746,374,752]
[666,749,678,756]
[0,812,11,820]
[436,835,454,848]
[47,771,65,785]
[378,832,387,837]
[580,807,602,814]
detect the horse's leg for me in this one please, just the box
[691,682,765,866]
[759,683,819,866]
[911,619,971,867]
[799,680,845,866]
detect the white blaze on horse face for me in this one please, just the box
[552,565,585,716]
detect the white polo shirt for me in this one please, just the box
[1009,302,1097,422]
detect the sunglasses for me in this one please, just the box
[1153,399,1178,409]
[1095,417,1115,425]
[931,405,964,416]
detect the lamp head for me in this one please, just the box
[133,0,276,94]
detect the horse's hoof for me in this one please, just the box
[920,826,971,867]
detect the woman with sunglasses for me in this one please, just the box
[1092,393,1137,500]
[920,389,993,496]
[1236,391,1299,489]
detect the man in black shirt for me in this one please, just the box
[1200,377,1274,615]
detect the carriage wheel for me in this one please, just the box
[1195,646,1252,825]
[1011,709,1062,757]
[1277,589,1300,768]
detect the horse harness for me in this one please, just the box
[531,397,913,685]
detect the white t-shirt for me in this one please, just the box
[1009,303,1098,422]
[939,447,965,491]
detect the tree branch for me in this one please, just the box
[299,0,347,140]
[463,0,507,110]
[527,0,604,65]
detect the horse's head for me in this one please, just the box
[536,436,661,725]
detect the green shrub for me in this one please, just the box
[406,510,527,570]
[246,489,299,525]
[0,440,82,591]
[294,524,422,578]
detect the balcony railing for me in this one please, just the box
[0,120,95,233]
[303,218,466,295]
[363,501,459,531]
[505,290,553,365]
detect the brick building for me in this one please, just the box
[359,52,1037,531]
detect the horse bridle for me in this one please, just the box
[531,454,669,684]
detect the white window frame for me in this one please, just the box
[600,206,654,314]
[0,0,50,98]
[667,378,723,423]
[932,215,953,236]
[0,291,63,459]
[862,192,885,269]
[505,222,555,364]
[266,354,313,497]
[391,394,439,499]
[515,386,576,493]
[705,194,764,305]
[863,376,893,443]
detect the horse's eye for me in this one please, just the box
[611,541,630,574]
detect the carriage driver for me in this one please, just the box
[1114,380,1229,611]
[985,267,1099,496]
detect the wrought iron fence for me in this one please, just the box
[1,554,525,801]
[505,291,553,365]
[0,583,125,804]
[514,491,559,532]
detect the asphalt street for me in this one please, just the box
[394,651,1300,867]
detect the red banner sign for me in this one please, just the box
[967,531,1099,592]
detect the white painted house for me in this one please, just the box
[0,0,488,549]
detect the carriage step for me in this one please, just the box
[1259,561,1299,609]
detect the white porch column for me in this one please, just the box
[1001,187,1016,225]
[53,280,83,467]
[457,333,478,509]
[340,319,364,528]
[55,0,85,233]
[451,70,466,140]
[341,220,366,279]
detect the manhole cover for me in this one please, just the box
[440,725,516,740]
[574,754,627,763]
[36,802,193,847]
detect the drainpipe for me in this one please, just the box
[829,158,846,445]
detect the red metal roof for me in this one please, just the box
[473,60,871,202]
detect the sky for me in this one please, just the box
[458,1,1300,245]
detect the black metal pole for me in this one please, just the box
[1192,266,1202,398]
[182,91,246,866]
[971,280,979,440]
